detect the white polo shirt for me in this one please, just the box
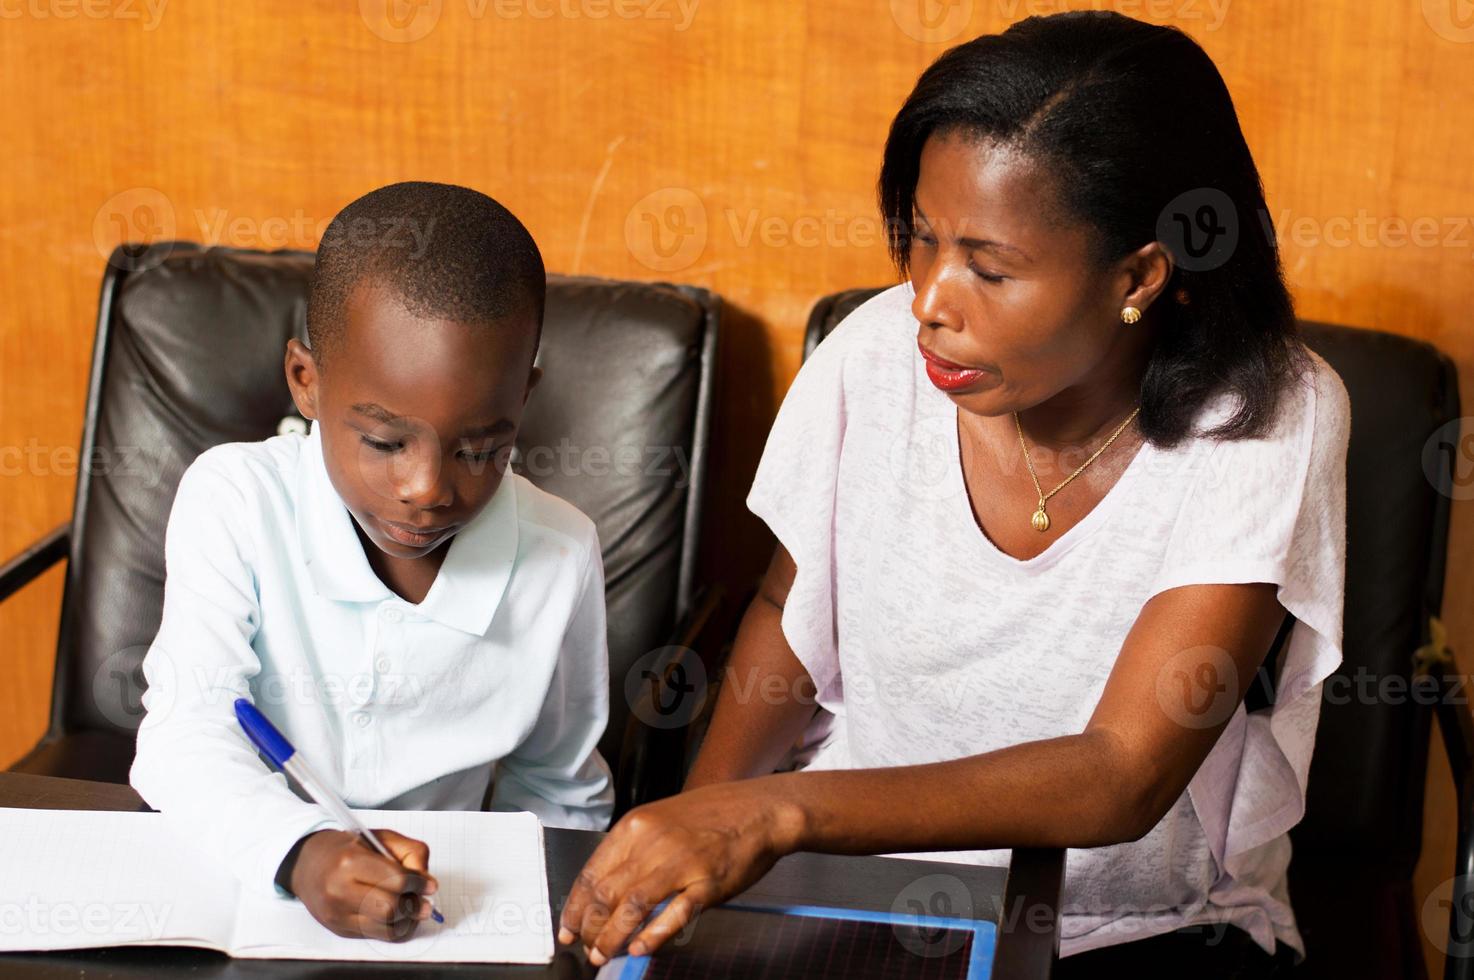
[130,424,614,897]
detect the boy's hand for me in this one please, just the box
[289,828,439,941]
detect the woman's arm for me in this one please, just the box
[684,545,820,789]
[782,580,1285,852]
[559,578,1287,964]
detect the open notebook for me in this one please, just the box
[0,807,554,963]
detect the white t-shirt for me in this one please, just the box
[746,284,1350,958]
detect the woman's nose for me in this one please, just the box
[911,260,963,331]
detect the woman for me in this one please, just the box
[562,11,1348,975]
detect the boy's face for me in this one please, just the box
[286,279,541,561]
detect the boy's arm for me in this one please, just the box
[487,538,615,829]
[129,456,342,896]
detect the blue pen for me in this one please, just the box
[234,698,444,925]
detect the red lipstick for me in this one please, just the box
[917,340,998,393]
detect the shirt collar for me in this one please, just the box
[295,424,520,635]
[416,473,519,636]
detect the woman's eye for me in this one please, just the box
[970,264,1007,284]
[913,233,938,248]
[361,436,403,453]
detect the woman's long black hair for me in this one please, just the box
[880,11,1305,447]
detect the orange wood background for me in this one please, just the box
[1,0,1470,970]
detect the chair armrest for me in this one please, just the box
[0,522,69,604]
[993,847,1066,979]
[618,585,726,814]
[1434,655,1474,980]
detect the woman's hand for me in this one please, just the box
[558,778,806,965]
[289,828,438,941]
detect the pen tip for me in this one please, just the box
[432,908,445,924]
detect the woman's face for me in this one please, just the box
[908,131,1163,420]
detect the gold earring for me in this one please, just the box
[1121,306,1142,325]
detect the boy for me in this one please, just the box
[130,182,613,942]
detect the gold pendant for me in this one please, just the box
[1031,503,1050,532]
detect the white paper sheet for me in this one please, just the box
[0,807,553,963]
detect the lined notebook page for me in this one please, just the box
[0,808,238,952]
[230,809,554,963]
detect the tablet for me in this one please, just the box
[598,902,996,979]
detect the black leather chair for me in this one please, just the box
[805,287,1467,979]
[0,242,721,817]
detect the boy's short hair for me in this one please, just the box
[306,181,546,362]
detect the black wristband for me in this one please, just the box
[275,833,315,897]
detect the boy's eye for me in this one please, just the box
[361,435,403,453]
[458,444,507,464]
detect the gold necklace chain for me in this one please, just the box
[1014,405,1141,533]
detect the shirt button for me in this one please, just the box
[353,712,371,728]
[375,658,391,674]
[382,608,403,623]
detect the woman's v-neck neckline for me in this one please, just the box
[949,405,1154,572]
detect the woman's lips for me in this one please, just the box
[917,341,999,393]
[378,517,456,548]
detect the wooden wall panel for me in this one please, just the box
[1,1,1470,970]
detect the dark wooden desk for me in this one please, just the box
[0,772,1062,978]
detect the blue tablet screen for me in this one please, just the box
[611,903,995,980]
